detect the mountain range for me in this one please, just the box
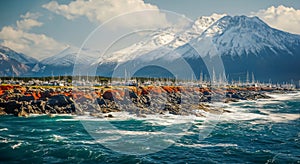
[0,14,299,83]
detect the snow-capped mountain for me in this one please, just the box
[0,45,38,65]
[35,46,99,76]
[95,15,300,82]
[0,51,31,76]
[175,15,300,82]
[181,15,300,58]
[167,13,226,49]
[99,13,226,64]
[1,14,299,82]
[102,27,177,63]
[41,46,99,66]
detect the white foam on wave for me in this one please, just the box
[221,109,265,122]
[27,113,74,119]
[27,114,47,117]
[93,128,196,137]
[69,91,300,136]
[29,113,73,117]
[255,100,282,106]
[64,137,123,144]
[0,137,9,143]
[0,128,8,131]
[142,114,202,126]
[8,134,18,138]
[255,93,291,105]
[30,128,52,132]
[56,118,79,122]
[95,129,165,136]
[266,91,300,101]
[73,112,133,121]
[222,101,300,124]
[51,134,67,142]
[11,142,22,149]
[49,114,74,117]
[163,139,176,144]
[267,113,300,123]
[94,136,122,143]
[74,112,202,127]
[175,143,238,148]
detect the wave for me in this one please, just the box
[0,137,9,143]
[175,143,238,148]
[266,91,300,100]
[95,129,165,136]
[74,112,202,126]
[221,92,300,124]
[11,142,22,149]
[0,128,8,131]
[30,128,52,133]
[221,108,299,124]
[51,134,67,142]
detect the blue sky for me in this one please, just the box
[0,0,299,60]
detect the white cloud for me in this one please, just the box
[0,11,67,60]
[0,26,67,60]
[252,5,300,34]
[42,0,169,28]
[20,12,42,20]
[16,19,43,31]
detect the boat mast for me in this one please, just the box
[251,72,255,84]
[246,71,249,85]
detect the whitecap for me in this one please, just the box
[95,129,165,136]
[52,134,66,141]
[266,92,300,101]
[219,101,300,124]
[163,139,176,144]
[0,138,9,143]
[256,99,282,105]
[27,114,47,117]
[94,136,122,143]
[267,113,300,123]
[75,112,134,121]
[76,112,199,127]
[8,134,18,138]
[11,142,22,149]
[175,143,238,148]
[0,128,8,131]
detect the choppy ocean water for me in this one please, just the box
[0,92,299,163]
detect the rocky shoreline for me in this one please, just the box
[0,85,289,117]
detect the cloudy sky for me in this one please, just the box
[0,0,299,60]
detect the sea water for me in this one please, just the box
[0,92,299,163]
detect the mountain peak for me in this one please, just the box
[221,15,268,27]
[41,46,99,67]
[201,15,269,37]
[191,13,227,34]
[183,15,300,58]
[0,45,38,64]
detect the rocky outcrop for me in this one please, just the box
[0,85,277,117]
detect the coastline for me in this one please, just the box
[0,84,297,117]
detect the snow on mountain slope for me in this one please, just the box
[182,15,300,58]
[0,51,30,76]
[41,46,99,66]
[167,13,226,48]
[170,15,300,82]
[0,52,9,61]
[100,13,226,63]
[104,27,177,63]
[0,45,38,64]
